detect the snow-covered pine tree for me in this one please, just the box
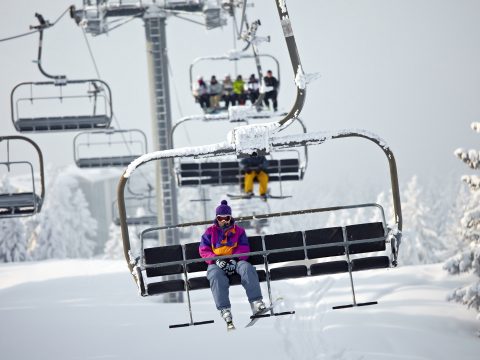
[103,223,123,259]
[31,171,97,260]
[0,177,29,262]
[444,122,480,315]
[400,175,447,265]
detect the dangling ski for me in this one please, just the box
[227,193,291,200]
[245,298,294,328]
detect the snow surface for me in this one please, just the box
[0,260,478,360]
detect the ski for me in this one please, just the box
[245,305,273,328]
[245,298,289,328]
[227,193,291,200]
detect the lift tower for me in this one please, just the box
[72,0,228,302]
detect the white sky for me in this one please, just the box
[1,0,480,195]
[0,260,478,359]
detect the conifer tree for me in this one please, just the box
[0,177,29,262]
[32,171,97,260]
[400,175,447,265]
[444,122,480,314]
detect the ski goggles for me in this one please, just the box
[216,215,231,222]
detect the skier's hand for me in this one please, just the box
[225,259,237,275]
[216,259,228,271]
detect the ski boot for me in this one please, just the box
[220,308,235,331]
[250,299,267,315]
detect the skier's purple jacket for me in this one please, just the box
[199,219,250,264]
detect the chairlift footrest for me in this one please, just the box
[274,310,295,316]
[169,319,214,328]
[332,301,378,310]
[250,313,271,320]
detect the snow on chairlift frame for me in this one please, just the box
[0,136,45,218]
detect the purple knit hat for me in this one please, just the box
[215,200,232,216]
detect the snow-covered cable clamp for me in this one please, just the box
[228,121,280,157]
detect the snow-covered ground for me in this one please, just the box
[0,260,478,360]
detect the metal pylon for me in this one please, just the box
[144,6,181,303]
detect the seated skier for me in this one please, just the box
[240,155,269,200]
[199,200,266,329]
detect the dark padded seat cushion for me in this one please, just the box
[352,256,390,271]
[346,222,386,254]
[305,227,344,259]
[147,279,185,295]
[270,265,307,280]
[310,260,349,276]
[188,276,210,290]
[184,242,208,273]
[144,245,184,277]
[264,231,305,263]
[247,236,265,265]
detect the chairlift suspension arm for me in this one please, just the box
[32,15,66,83]
[273,0,306,128]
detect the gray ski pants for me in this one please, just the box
[206,260,263,310]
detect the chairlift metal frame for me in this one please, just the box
[0,136,45,218]
[73,129,148,168]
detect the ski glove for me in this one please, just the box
[225,259,237,275]
[216,259,228,271]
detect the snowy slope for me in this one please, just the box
[0,260,478,360]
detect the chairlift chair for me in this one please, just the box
[171,115,308,199]
[11,79,113,133]
[73,129,148,168]
[190,52,280,112]
[114,0,402,328]
[10,14,113,133]
[0,136,45,218]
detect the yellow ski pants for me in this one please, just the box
[244,170,269,196]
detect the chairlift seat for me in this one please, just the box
[76,155,140,168]
[305,227,345,259]
[345,222,386,254]
[177,158,301,186]
[136,220,393,304]
[143,244,185,295]
[16,115,110,132]
[0,193,42,215]
[352,256,390,271]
